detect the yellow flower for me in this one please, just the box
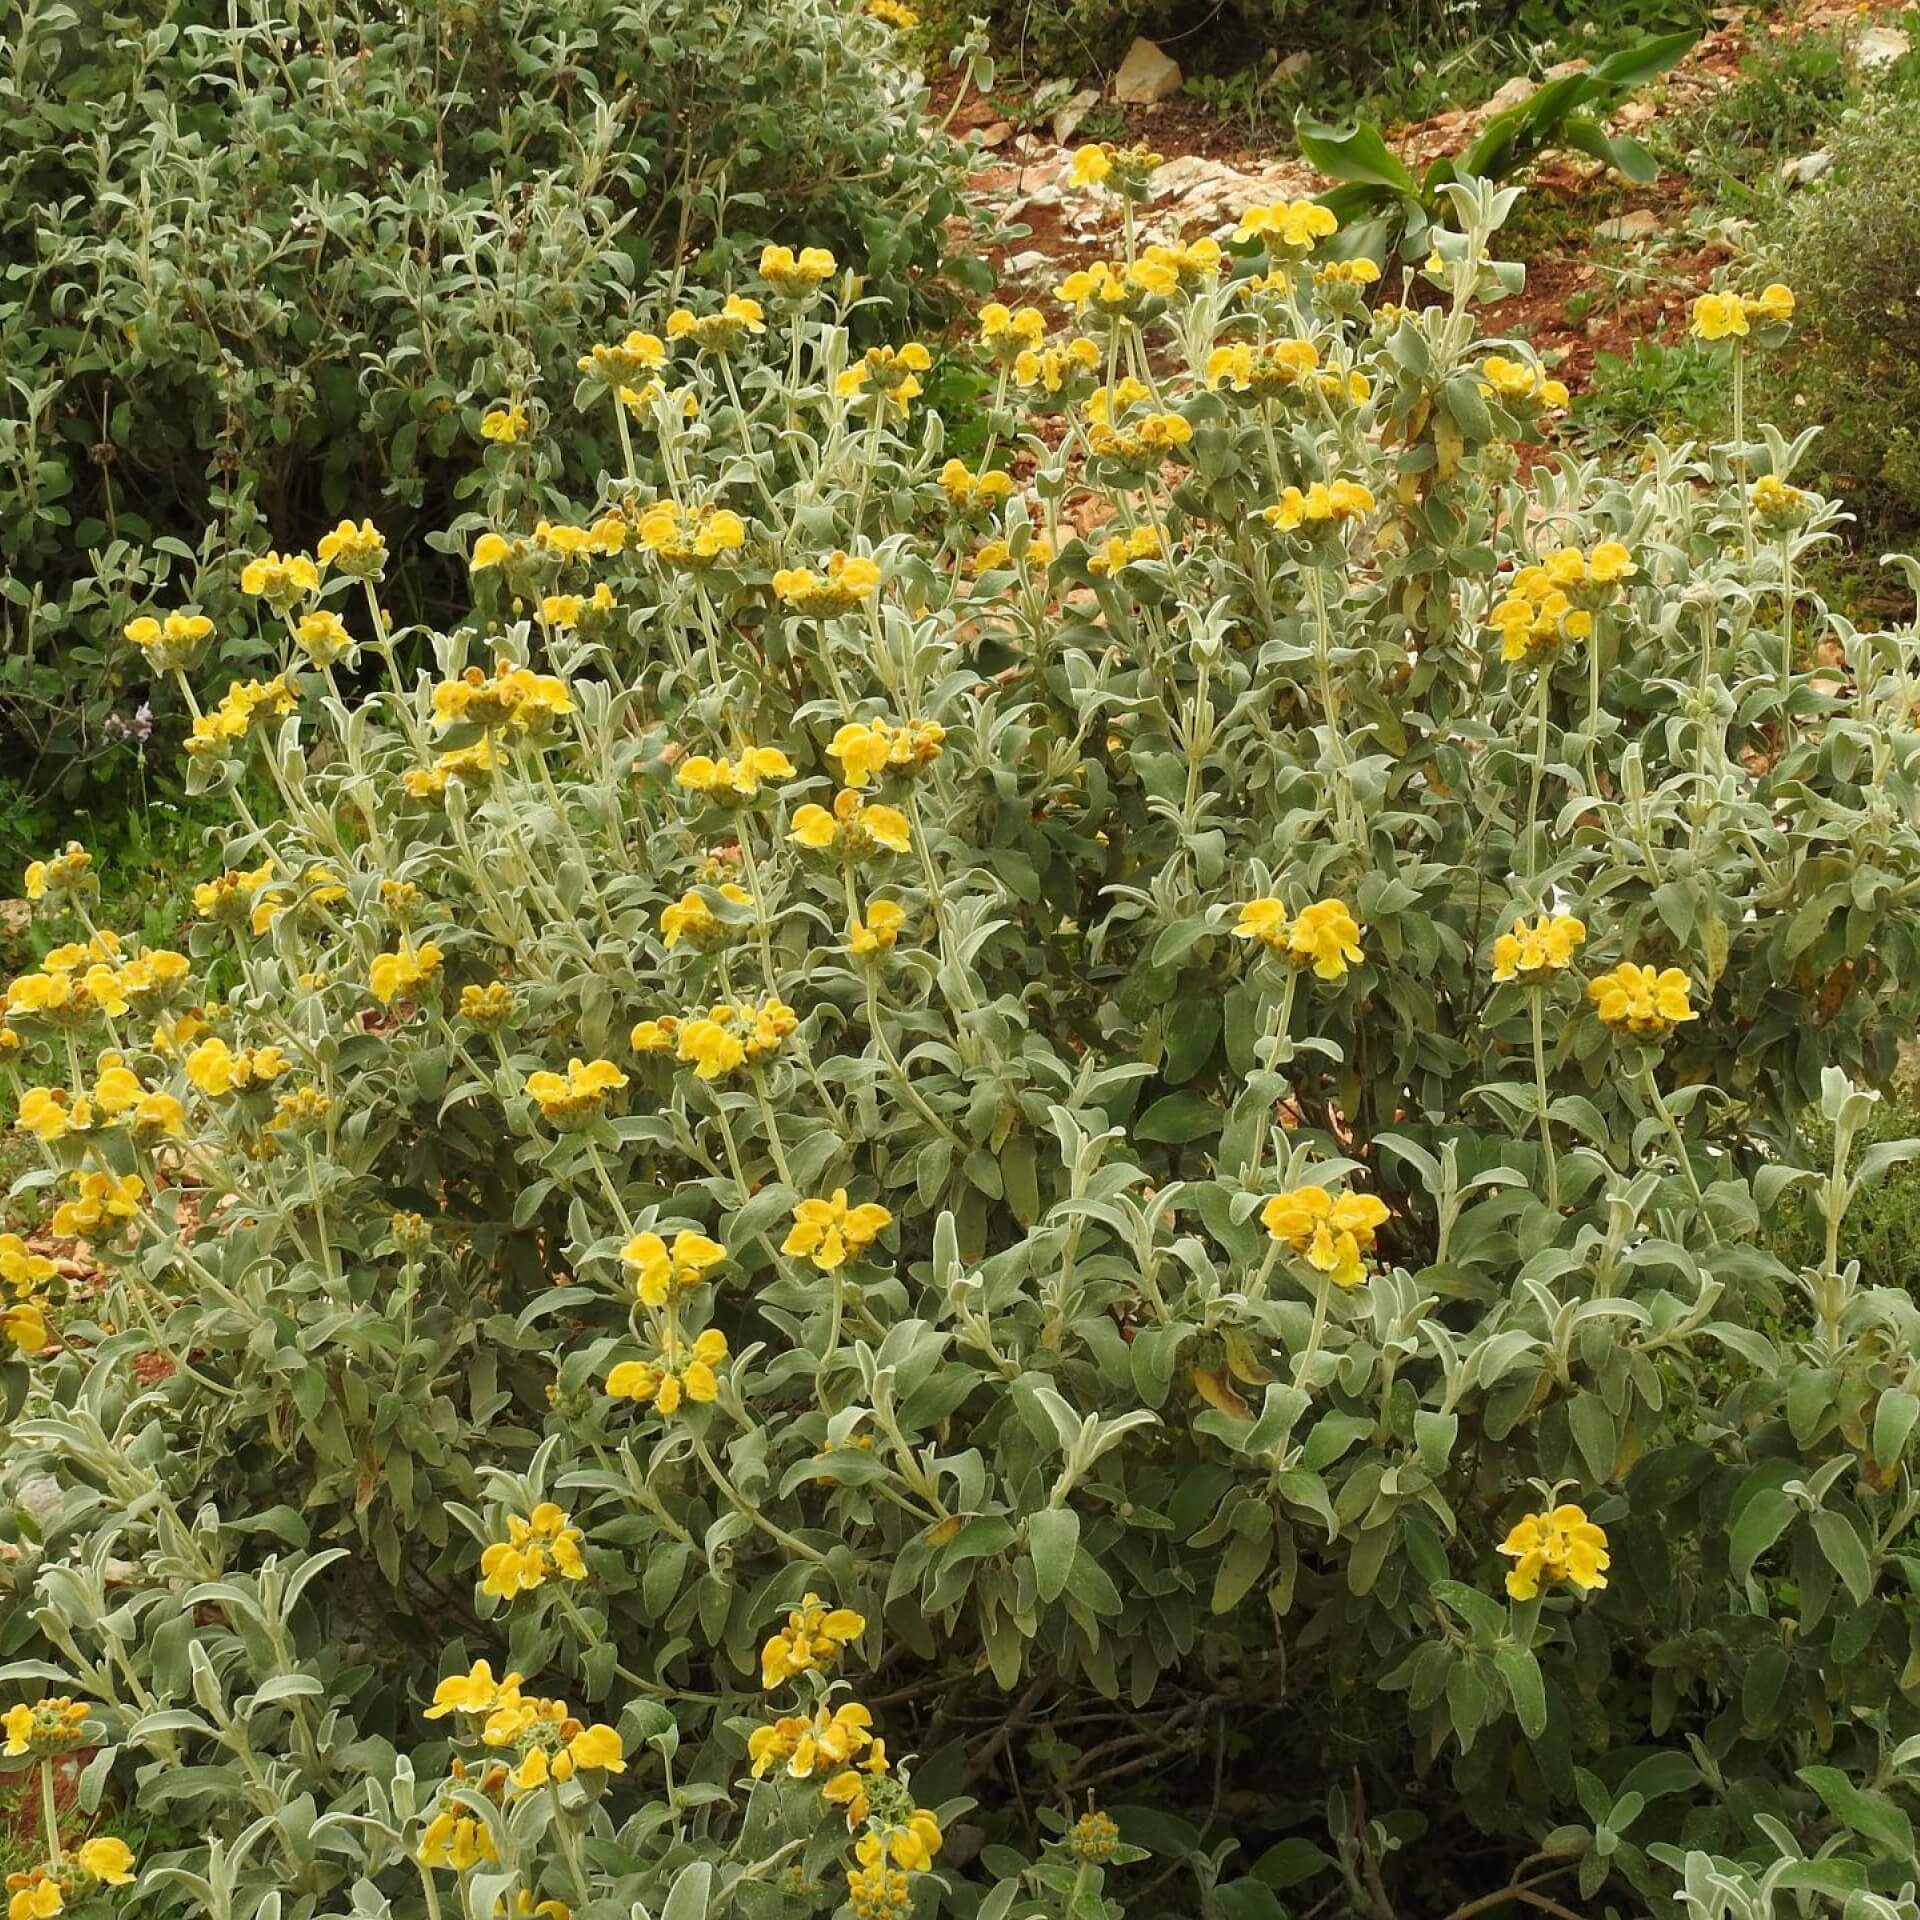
[123,610,213,671]
[184,1037,291,1096]
[50,1171,143,1241]
[525,1058,629,1124]
[2,1300,49,1353]
[18,1087,92,1142]
[1752,473,1812,526]
[1070,145,1113,187]
[481,404,529,443]
[1012,337,1101,398]
[772,551,880,615]
[292,609,356,666]
[761,1594,866,1688]
[1232,897,1290,951]
[239,550,321,608]
[368,941,445,1007]
[1744,281,1794,325]
[578,330,668,384]
[1235,198,1339,252]
[622,1228,726,1307]
[978,303,1047,365]
[760,244,838,295]
[316,517,387,577]
[1689,291,1749,342]
[184,676,296,758]
[749,1701,875,1781]
[791,789,911,858]
[1288,899,1364,980]
[1477,355,1567,414]
[480,1504,589,1598]
[430,660,574,737]
[868,0,919,26]
[8,1876,62,1920]
[418,1811,500,1872]
[783,1189,893,1272]
[660,883,753,950]
[872,1808,944,1871]
[665,294,766,353]
[0,1235,57,1296]
[132,1091,187,1137]
[677,1016,746,1081]
[848,899,907,956]
[1259,1184,1391,1289]
[1497,1503,1610,1600]
[1262,480,1375,534]
[424,1658,521,1719]
[1587,962,1698,1038]
[674,746,796,800]
[1087,527,1163,578]
[470,532,513,571]
[75,1839,136,1887]
[566,1723,626,1773]
[460,982,515,1029]
[2,1698,91,1756]
[847,1854,912,1920]
[637,501,748,569]
[629,1015,680,1054]
[1316,257,1381,290]
[606,1328,729,1414]
[1490,913,1587,982]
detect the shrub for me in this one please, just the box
[1757,94,1920,542]
[0,0,975,814]
[5,176,1920,1919]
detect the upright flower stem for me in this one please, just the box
[1524,665,1552,877]
[1294,1267,1336,1388]
[39,1758,61,1866]
[1732,343,1752,563]
[749,1066,793,1187]
[582,1139,634,1236]
[1529,993,1559,1213]
[1305,566,1355,849]
[1242,967,1300,1185]
[1779,533,1795,703]
[1639,1060,1717,1244]
[690,1431,831,1565]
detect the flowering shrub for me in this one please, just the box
[1759,95,1920,544]
[0,0,974,825]
[8,172,1920,1919]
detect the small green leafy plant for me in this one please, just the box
[1297,29,1699,262]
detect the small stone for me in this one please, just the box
[1596,209,1661,241]
[1006,250,1052,275]
[1542,56,1590,81]
[1854,24,1910,67]
[979,121,1013,148]
[1483,74,1537,114]
[1786,148,1833,186]
[1113,36,1182,105]
[1051,87,1101,145]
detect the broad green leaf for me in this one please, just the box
[1293,115,1420,197]
[1797,1765,1915,1859]
[1026,1506,1079,1606]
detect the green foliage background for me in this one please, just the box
[0,0,976,813]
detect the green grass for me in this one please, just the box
[1769,1089,1920,1294]
[1572,338,1730,453]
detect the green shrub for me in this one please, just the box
[0,0,976,813]
[1666,27,1854,188]
[1757,94,1920,541]
[7,175,1920,1919]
